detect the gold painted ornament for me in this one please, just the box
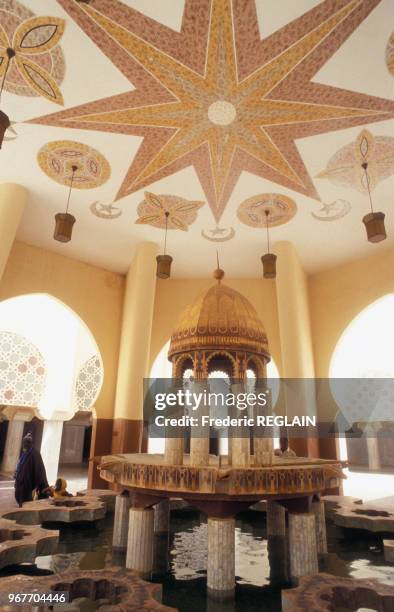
[237,193,297,228]
[38,140,110,189]
[136,192,204,231]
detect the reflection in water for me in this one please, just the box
[0,511,390,612]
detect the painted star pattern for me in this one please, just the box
[29,0,394,222]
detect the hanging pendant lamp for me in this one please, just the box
[156,211,173,279]
[261,210,277,279]
[0,48,15,149]
[361,162,386,243]
[54,165,77,243]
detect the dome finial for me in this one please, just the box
[213,249,225,283]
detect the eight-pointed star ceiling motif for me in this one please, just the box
[29,0,394,223]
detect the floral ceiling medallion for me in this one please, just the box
[201,226,235,242]
[37,140,111,189]
[90,201,122,220]
[237,194,297,228]
[311,199,351,222]
[316,129,394,193]
[0,0,65,104]
[386,31,394,76]
[136,192,204,231]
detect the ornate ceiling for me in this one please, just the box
[1,0,394,276]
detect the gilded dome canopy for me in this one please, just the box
[168,277,269,359]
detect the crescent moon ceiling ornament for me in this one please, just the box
[316,129,394,193]
[237,194,297,228]
[311,199,352,221]
[37,140,111,189]
[201,226,235,242]
[136,192,204,231]
[90,202,122,220]
[29,0,394,223]
[0,0,65,104]
[385,31,394,76]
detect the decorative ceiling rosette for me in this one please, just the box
[37,140,111,189]
[316,129,394,193]
[136,192,204,231]
[0,0,65,104]
[386,31,394,76]
[237,194,297,228]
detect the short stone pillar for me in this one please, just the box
[164,437,184,465]
[207,517,235,600]
[365,424,381,471]
[288,512,318,583]
[1,420,24,473]
[190,381,210,466]
[229,436,250,467]
[112,491,131,550]
[154,499,170,534]
[126,507,154,577]
[312,499,327,555]
[254,438,273,466]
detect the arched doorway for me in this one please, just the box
[0,294,104,490]
[329,294,394,499]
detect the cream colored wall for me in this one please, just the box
[149,277,282,375]
[309,246,394,378]
[0,241,124,419]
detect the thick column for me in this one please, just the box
[1,420,25,473]
[0,183,27,280]
[153,500,170,575]
[126,507,154,577]
[275,242,318,458]
[288,513,318,583]
[112,243,158,454]
[112,491,131,550]
[207,517,235,600]
[40,420,63,485]
[154,499,170,534]
[266,501,288,583]
[312,499,327,554]
[266,501,286,537]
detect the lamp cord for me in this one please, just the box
[265,210,270,253]
[362,162,374,214]
[65,165,77,214]
[0,48,15,105]
[164,211,169,255]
